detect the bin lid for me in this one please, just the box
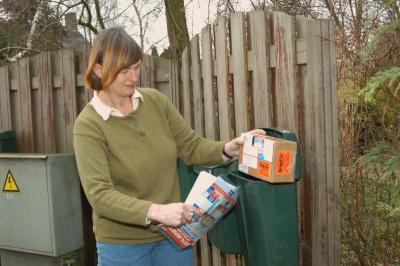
[0,130,16,139]
[193,160,234,175]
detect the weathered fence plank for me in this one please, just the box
[62,50,77,153]
[321,19,336,266]
[200,236,211,266]
[295,15,312,266]
[39,52,56,154]
[30,56,44,153]
[300,16,317,266]
[329,19,341,266]
[211,247,221,266]
[51,51,66,152]
[201,25,218,140]
[181,48,192,128]
[170,59,180,110]
[273,12,297,133]
[154,56,173,101]
[214,16,232,141]
[225,254,237,266]
[141,55,155,88]
[273,16,301,265]
[76,49,91,114]
[191,35,205,137]
[0,66,12,131]
[230,12,250,135]
[248,11,273,129]
[309,19,328,266]
[9,63,22,151]
[19,58,34,152]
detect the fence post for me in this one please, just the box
[0,66,12,131]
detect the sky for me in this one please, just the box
[118,0,254,54]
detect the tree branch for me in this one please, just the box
[132,0,144,49]
[323,0,341,26]
[55,1,84,21]
[78,0,98,34]
[93,0,105,29]
[109,2,134,21]
[10,0,46,61]
[27,0,45,50]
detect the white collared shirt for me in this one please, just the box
[89,90,144,120]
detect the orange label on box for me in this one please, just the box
[276,150,291,175]
[258,161,271,178]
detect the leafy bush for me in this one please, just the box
[340,12,400,265]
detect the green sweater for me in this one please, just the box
[73,88,225,244]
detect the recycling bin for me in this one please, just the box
[177,159,197,201]
[0,130,16,152]
[177,128,301,265]
[227,128,301,266]
[177,159,242,254]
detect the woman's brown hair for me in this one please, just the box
[85,27,143,91]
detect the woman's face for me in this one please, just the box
[108,60,142,97]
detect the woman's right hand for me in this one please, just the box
[147,202,204,227]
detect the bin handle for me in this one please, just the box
[261,128,283,138]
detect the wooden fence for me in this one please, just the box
[0,49,176,153]
[0,10,340,266]
[179,11,339,266]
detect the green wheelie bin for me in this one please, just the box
[0,130,16,152]
[177,128,301,264]
[177,159,243,254]
[226,127,301,266]
[177,159,197,201]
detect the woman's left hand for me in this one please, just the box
[223,129,266,158]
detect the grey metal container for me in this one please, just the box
[0,154,84,257]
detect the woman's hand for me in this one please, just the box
[147,202,204,227]
[223,129,266,158]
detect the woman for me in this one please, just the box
[73,27,264,266]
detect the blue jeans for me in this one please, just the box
[96,240,193,266]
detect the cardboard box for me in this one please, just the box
[238,134,297,183]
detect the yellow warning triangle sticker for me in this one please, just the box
[3,170,20,192]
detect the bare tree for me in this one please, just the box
[10,0,47,60]
[163,0,190,58]
[323,1,400,265]
[53,0,162,52]
[52,0,124,34]
[0,0,65,63]
[131,0,163,50]
[322,0,390,64]
[216,0,240,16]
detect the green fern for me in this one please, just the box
[361,0,400,62]
[359,66,400,104]
[362,19,400,61]
[361,141,400,203]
